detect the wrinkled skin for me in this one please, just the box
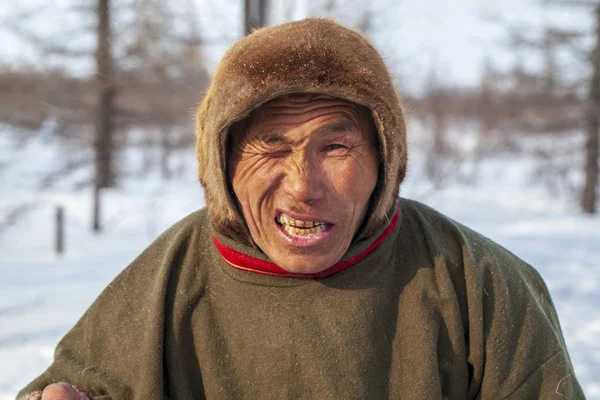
[228,94,380,274]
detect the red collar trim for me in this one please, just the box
[213,210,399,279]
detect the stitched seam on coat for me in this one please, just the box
[499,349,563,400]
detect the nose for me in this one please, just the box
[282,154,325,204]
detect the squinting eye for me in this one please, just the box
[326,143,347,151]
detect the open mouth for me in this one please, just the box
[275,214,330,238]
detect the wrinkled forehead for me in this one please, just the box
[260,93,344,106]
[253,93,361,114]
[233,93,376,140]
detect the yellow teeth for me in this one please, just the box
[277,215,326,236]
[282,224,326,236]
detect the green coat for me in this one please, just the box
[19,199,585,399]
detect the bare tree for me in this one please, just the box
[497,2,598,212]
[582,4,600,213]
[116,0,208,179]
[245,0,268,35]
[419,71,453,185]
[538,1,598,213]
[93,0,115,231]
[4,0,210,231]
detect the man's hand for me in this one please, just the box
[40,382,88,400]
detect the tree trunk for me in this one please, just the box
[425,91,449,185]
[55,206,64,256]
[95,0,115,189]
[245,0,267,35]
[93,185,101,232]
[582,4,600,214]
[93,0,115,232]
[160,125,171,180]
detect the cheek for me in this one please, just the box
[233,157,274,195]
[231,157,281,220]
[325,158,378,204]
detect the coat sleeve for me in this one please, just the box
[17,212,206,399]
[501,351,584,399]
[457,225,586,399]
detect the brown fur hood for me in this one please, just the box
[195,18,408,245]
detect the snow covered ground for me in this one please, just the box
[1,124,599,398]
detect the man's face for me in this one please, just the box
[228,94,380,274]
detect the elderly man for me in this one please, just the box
[20,19,584,399]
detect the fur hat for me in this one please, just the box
[195,18,408,245]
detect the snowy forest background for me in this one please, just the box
[1,0,599,398]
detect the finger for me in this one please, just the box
[40,382,81,400]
